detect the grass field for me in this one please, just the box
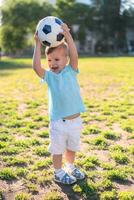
[0,57,134,200]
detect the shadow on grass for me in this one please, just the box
[56,178,99,200]
[113,179,134,186]
[0,60,31,69]
[0,60,31,77]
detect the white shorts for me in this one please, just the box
[48,116,83,155]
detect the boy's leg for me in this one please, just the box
[64,149,75,164]
[64,150,85,180]
[52,154,62,169]
[52,153,77,184]
[64,149,76,171]
[49,120,76,184]
[64,117,85,180]
[53,154,65,180]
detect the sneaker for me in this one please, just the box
[69,167,85,180]
[54,172,77,185]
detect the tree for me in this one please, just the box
[55,0,94,46]
[1,0,54,54]
[91,0,130,53]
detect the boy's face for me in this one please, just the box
[46,47,68,73]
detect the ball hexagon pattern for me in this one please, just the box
[36,16,64,47]
[42,25,51,34]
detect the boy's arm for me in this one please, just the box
[32,34,45,78]
[62,24,78,70]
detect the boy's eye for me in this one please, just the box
[55,59,59,61]
[48,60,51,62]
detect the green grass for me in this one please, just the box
[82,124,101,135]
[110,151,129,164]
[90,136,108,149]
[0,168,17,181]
[43,191,62,200]
[104,169,128,182]
[100,189,116,200]
[118,191,134,200]
[0,57,134,199]
[101,130,120,140]
[15,193,31,200]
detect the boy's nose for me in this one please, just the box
[51,61,56,66]
[52,62,57,67]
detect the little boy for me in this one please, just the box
[32,23,85,184]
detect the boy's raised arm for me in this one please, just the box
[32,34,45,78]
[61,24,78,70]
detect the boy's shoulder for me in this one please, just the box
[67,65,79,74]
[61,65,79,75]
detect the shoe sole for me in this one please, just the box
[75,176,85,180]
[54,178,77,185]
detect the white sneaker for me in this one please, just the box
[54,170,77,185]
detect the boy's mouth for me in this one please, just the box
[51,66,59,71]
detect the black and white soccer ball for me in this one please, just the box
[36,16,64,47]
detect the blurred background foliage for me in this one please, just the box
[0,0,134,55]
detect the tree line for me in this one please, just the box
[0,0,134,55]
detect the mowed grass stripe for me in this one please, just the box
[0,57,134,199]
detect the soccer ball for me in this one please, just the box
[36,16,64,47]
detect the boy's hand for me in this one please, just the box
[61,23,71,39]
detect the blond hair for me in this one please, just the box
[45,42,69,56]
